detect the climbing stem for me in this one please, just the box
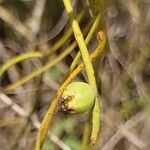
[2,42,76,92]
[0,51,42,78]
[63,0,101,144]
[35,33,106,149]
[81,113,92,150]
[63,0,96,87]
[68,13,101,74]
[2,16,93,93]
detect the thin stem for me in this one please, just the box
[63,0,101,144]
[35,33,106,150]
[68,13,101,74]
[63,0,96,87]
[81,114,91,150]
[0,51,43,78]
[2,19,93,93]
[2,42,76,92]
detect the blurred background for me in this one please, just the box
[0,0,150,150]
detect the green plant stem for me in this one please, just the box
[2,42,76,92]
[2,18,93,93]
[63,0,100,144]
[81,114,91,150]
[68,13,101,74]
[35,34,106,150]
[63,0,96,86]
[0,51,42,78]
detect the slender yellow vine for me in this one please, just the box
[63,0,100,145]
[68,13,101,74]
[2,15,92,93]
[2,42,76,92]
[35,31,106,149]
[0,51,42,78]
[81,113,92,150]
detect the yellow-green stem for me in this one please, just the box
[81,113,91,150]
[68,13,101,74]
[63,0,96,86]
[63,0,100,144]
[0,51,42,78]
[35,33,106,150]
[2,42,76,92]
[2,17,93,93]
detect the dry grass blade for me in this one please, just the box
[0,93,71,150]
[101,113,147,150]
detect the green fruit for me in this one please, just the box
[61,82,95,113]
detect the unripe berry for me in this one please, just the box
[61,82,95,113]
